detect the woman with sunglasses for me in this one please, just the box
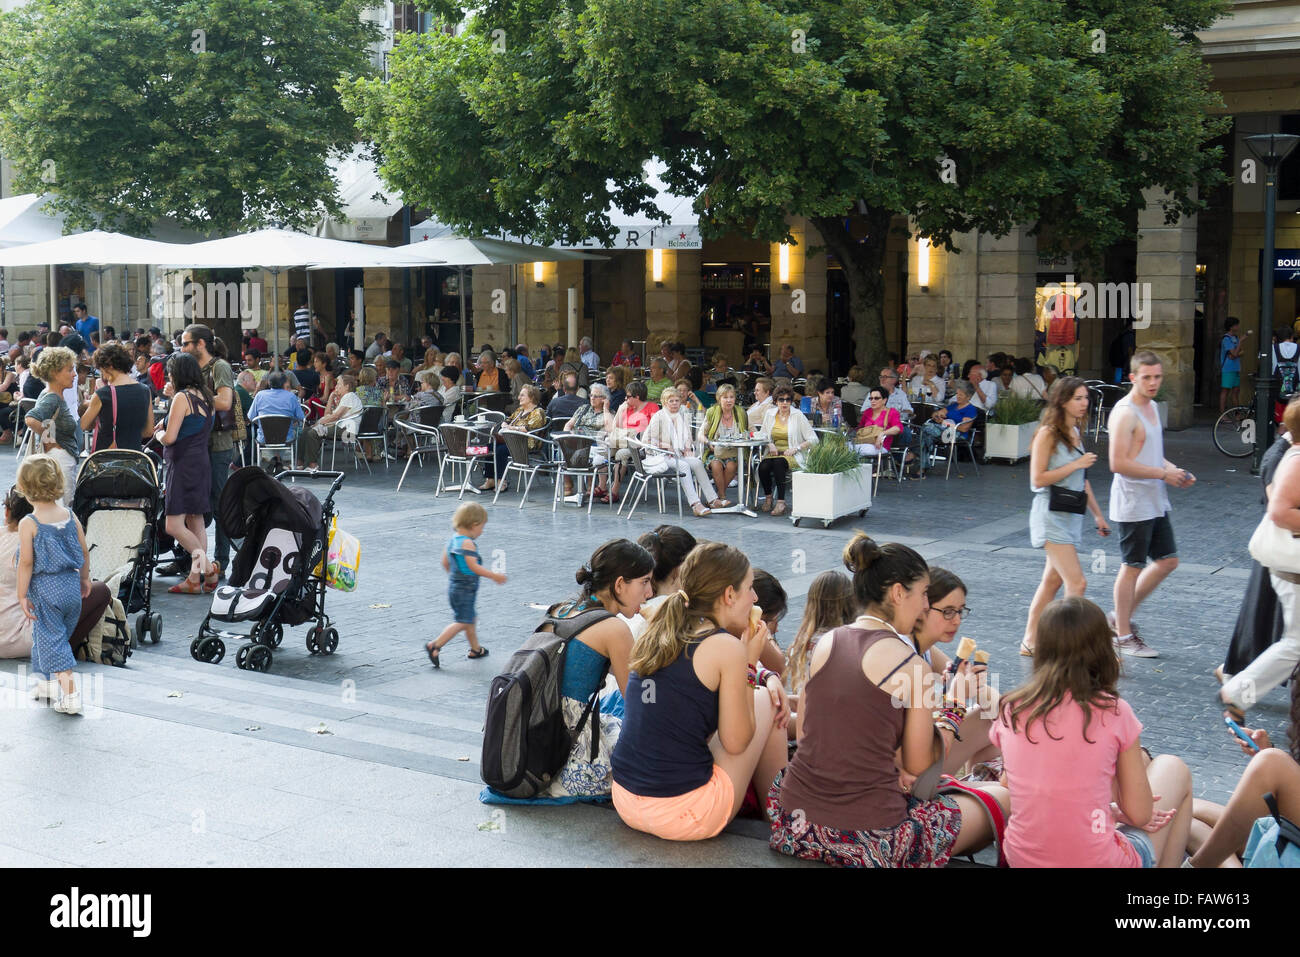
[909,568,1001,780]
[757,385,817,517]
[853,388,902,459]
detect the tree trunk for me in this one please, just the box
[811,207,892,374]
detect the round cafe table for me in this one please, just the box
[706,435,768,518]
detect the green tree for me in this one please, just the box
[346,0,1227,370]
[0,0,379,236]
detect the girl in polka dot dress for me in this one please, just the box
[16,455,91,715]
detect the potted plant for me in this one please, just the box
[1154,383,1171,428]
[790,432,871,527]
[984,394,1043,464]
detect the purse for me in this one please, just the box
[1048,466,1088,514]
[1248,511,1300,575]
[856,425,886,446]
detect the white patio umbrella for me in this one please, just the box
[0,229,199,329]
[0,193,67,248]
[392,235,606,356]
[164,228,445,358]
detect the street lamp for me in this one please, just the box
[1245,132,1300,474]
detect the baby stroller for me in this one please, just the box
[190,467,344,672]
[73,449,164,645]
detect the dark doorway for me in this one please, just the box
[333,269,364,347]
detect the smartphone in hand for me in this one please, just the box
[1224,715,1260,752]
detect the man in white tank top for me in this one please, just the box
[1107,351,1195,657]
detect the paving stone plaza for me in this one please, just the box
[0,415,1283,867]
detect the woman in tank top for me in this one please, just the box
[611,542,790,841]
[81,343,154,452]
[523,539,654,800]
[768,533,1008,867]
[1020,376,1109,655]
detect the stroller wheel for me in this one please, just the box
[320,627,339,656]
[246,644,273,672]
[258,622,283,649]
[150,612,163,643]
[193,636,224,664]
[306,627,321,655]
[136,613,149,644]
[236,644,252,669]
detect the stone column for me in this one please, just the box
[1136,186,1197,429]
[362,268,404,347]
[521,260,584,352]
[907,224,979,361]
[769,217,827,372]
[976,226,1037,360]
[471,265,510,351]
[643,249,701,353]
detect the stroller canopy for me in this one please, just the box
[218,467,324,540]
[73,450,160,516]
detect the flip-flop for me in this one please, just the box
[468,647,490,660]
[1019,642,1034,657]
[427,644,440,669]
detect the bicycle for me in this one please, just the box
[1214,391,1296,458]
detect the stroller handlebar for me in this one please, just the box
[271,468,346,502]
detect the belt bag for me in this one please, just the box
[1048,469,1088,514]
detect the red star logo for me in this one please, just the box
[678,231,687,240]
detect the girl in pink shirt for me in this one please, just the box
[990,597,1194,867]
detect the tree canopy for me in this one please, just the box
[345,0,1228,368]
[0,0,381,235]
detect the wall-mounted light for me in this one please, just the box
[917,237,930,292]
[652,248,664,286]
[778,243,791,288]
[533,261,544,287]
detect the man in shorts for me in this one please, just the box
[1219,316,1248,415]
[1107,351,1195,657]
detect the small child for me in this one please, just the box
[15,455,91,715]
[426,502,506,668]
[990,596,1193,867]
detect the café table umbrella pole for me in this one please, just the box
[458,265,467,357]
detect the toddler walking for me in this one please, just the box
[16,455,91,715]
[426,503,506,668]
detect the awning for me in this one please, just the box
[312,147,401,241]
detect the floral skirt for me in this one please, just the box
[541,696,622,799]
[766,768,963,867]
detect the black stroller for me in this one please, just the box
[73,449,164,644]
[190,468,345,672]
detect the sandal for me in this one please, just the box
[169,550,206,594]
[771,501,787,517]
[1220,694,1246,725]
[1019,641,1034,657]
[710,499,731,509]
[691,503,712,517]
[203,562,222,593]
[467,647,490,660]
[760,497,773,513]
[427,643,440,669]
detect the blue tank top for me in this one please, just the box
[28,514,83,576]
[447,533,474,577]
[550,598,612,703]
[612,637,721,798]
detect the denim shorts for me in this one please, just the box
[1118,825,1157,868]
[448,574,479,624]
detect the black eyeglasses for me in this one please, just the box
[930,606,971,621]
[181,339,195,346]
[776,397,793,403]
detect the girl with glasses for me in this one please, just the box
[910,568,1001,780]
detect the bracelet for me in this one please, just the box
[934,717,963,742]
[757,667,779,687]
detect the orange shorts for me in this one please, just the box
[612,765,735,841]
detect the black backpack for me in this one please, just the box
[480,606,612,798]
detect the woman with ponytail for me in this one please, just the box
[533,539,655,799]
[624,525,697,639]
[769,533,1008,867]
[611,542,790,841]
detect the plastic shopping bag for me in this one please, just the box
[326,524,361,592]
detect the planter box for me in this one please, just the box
[984,421,1037,463]
[790,465,872,528]
[1156,401,1169,429]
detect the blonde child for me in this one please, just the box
[426,502,506,668]
[16,455,91,715]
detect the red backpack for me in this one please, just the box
[149,356,166,392]
[1045,294,1076,346]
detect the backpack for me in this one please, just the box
[74,592,132,667]
[480,606,613,798]
[1277,344,1300,396]
[1243,792,1300,868]
[1045,294,1076,346]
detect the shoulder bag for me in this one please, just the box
[1249,449,1300,574]
[1048,447,1088,512]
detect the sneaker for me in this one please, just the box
[54,690,81,715]
[1115,634,1159,658]
[1106,611,1141,639]
[564,493,584,505]
[29,679,56,701]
